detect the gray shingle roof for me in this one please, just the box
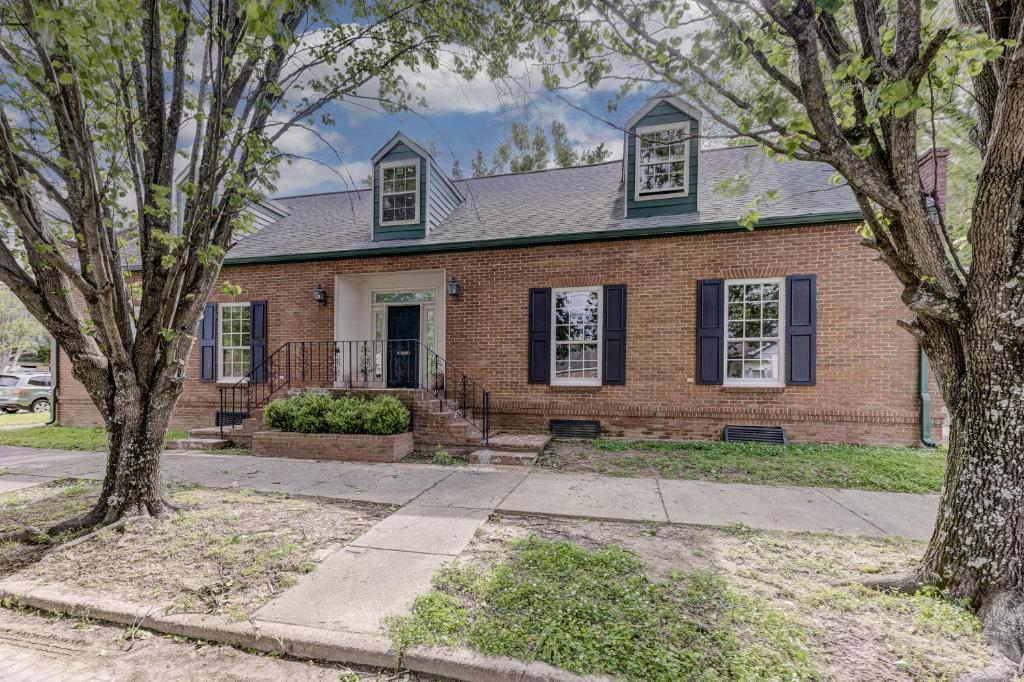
[226,145,860,264]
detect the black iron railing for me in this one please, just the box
[217,340,490,445]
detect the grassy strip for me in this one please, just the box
[0,412,49,426]
[0,426,187,451]
[389,536,817,681]
[579,439,945,493]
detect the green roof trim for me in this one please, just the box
[222,210,863,266]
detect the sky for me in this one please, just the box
[268,65,655,199]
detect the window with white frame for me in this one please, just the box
[380,162,419,225]
[634,122,690,199]
[725,279,783,385]
[219,302,251,381]
[552,287,601,385]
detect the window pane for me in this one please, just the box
[220,305,251,378]
[553,288,601,382]
[724,280,783,383]
[374,291,434,303]
[381,164,418,224]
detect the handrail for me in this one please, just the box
[217,339,490,446]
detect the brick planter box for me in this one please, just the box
[251,430,414,462]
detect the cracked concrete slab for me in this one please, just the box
[408,469,526,509]
[498,472,667,522]
[350,506,491,555]
[658,479,884,535]
[817,488,938,540]
[254,546,450,634]
[301,465,452,505]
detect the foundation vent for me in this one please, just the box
[724,425,788,445]
[550,419,601,439]
[216,411,249,427]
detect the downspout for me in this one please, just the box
[46,336,58,425]
[919,346,937,447]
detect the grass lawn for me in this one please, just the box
[0,425,187,451]
[389,515,991,681]
[0,412,49,427]
[540,438,946,494]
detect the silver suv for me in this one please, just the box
[0,373,52,414]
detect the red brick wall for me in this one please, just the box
[56,222,945,446]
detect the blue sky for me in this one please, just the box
[269,70,655,198]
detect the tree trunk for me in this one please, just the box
[50,379,180,533]
[916,316,1024,659]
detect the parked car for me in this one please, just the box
[0,373,52,414]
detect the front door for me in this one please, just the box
[387,305,420,388]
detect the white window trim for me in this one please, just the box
[378,159,420,227]
[723,277,785,387]
[218,301,251,383]
[550,286,603,387]
[633,121,691,201]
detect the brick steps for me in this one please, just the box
[468,432,551,466]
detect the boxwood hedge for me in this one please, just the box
[263,391,410,436]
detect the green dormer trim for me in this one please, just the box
[371,132,463,242]
[624,93,702,219]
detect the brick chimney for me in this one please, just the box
[918,147,950,214]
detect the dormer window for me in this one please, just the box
[380,161,419,225]
[634,121,690,200]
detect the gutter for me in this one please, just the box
[919,346,936,447]
[46,335,58,425]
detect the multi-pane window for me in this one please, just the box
[725,280,783,385]
[552,287,601,385]
[380,162,418,225]
[219,303,251,381]
[635,122,690,198]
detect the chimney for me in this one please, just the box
[918,147,950,215]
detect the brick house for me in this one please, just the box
[55,92,946,447]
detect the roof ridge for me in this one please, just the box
[453,159,620,183]
[272,186,370,201]
[274,145,771,200]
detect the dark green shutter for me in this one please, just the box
[602,284,627,385]
[528,288,551,384]
[250,300,268,383]
[696,279,724,384]
[786,275,816,385]
[199,303,217,382]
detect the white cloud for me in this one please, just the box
[269,157,372,197]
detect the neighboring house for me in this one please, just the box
[55,92,946,447]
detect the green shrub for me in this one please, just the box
[263,392,410,436]
[363,395,411,435]
[324,396,365,434]
[262,395,304,431]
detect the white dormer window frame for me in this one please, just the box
[378,159,420,227]
[633,121,691,201]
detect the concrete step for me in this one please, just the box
[487,433,552,453]
[166,437,231,451]
[469,449,538,466]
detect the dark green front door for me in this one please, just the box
[387,305,420,388]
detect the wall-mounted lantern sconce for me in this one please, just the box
[447,274,461,300]
[313,283,327,307]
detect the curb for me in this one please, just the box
[0,580,603,682]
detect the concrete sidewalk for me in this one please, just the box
[0,444,940,671]
[0,445,938,539]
